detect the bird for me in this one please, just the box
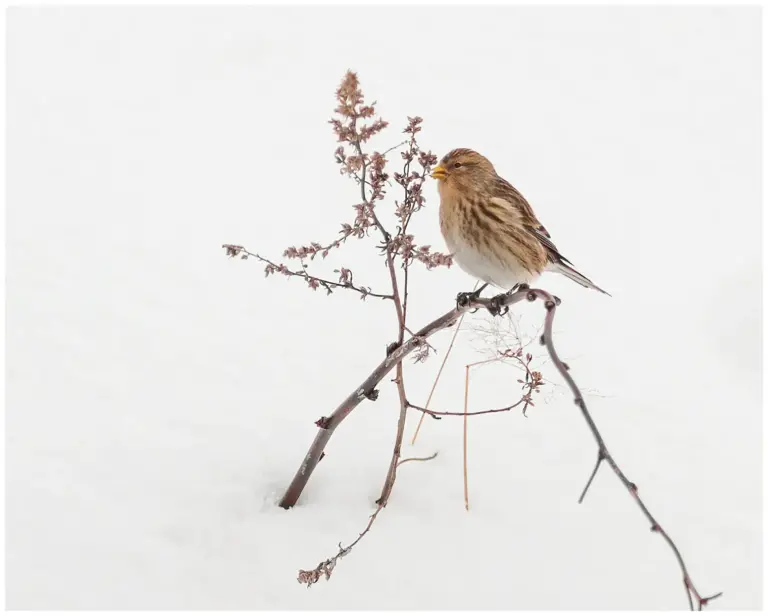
[430,148,609,300]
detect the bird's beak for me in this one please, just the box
[430,164,447,180]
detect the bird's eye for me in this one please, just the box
[453,162,463,169]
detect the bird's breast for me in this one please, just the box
[438,192,544,290]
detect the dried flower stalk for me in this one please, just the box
[224,71,719,610]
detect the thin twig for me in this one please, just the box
[406,356,542,420]
[463,364,470,511]
[290,288,722,610]
[578,451,604,504]
[406,399,529,417]
[460,354,528,511]
[353,137,390,243]
[355,123,408,507]
[351,121,406,343]
[297,501,385,587]
[222,246,393,300]
[527,288,721,610]
[410,280,480,445]
[382,139,409,157]
[409,318,462,440]
[396,452,438,468]
[280,292,530,510]
[402,261,410,331]
[376,361,409,506]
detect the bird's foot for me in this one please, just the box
[487,293,510,317]
[487,283,532,317]
[455,282,489,312]
[456,291,480,313]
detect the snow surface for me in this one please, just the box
[6,5,761,610]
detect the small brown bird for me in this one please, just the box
[431,148,609,296]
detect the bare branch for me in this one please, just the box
[279,289,532,510]
[222,245,392,300]
[578,451,604,504]
[397,452,438,468]
[228,71,719,610]
[411,282,479,445]
[526,288,721,611]
[375,360,409,507]
[297,507,379,587]
[405,397,532,418]
[288,286,721,610]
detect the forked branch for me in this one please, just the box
[289,288,721,610]
[222,245,393,300]
[529,288,721,611]
[226,71,718,610]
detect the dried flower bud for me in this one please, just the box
[222,244,244,258]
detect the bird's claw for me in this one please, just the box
[456,290,481,312]
[487,294,509,317]
[486,283,530,315]
[456,282,489,312]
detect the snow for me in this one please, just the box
[6,5,761,610]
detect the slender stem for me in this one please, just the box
[411,280,480,445]
[578,451,604,504]
[410,311,463,444]
[397,452,438,468]
[387,252,406,338]
[223,247,394,300]
[292,288,721,610]
[279,290,530,509]
[353,135,389,242]
[355,137,404,335]
[530,289,720,611]
[463,364,470,511]
[376,360,409,506]
[381,140,408,157]
[407,399,527,418]
[402,263,410,333]
[407,355,538,419]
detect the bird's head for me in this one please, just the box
[430,149,496,188]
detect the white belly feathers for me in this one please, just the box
[444,227,537,291]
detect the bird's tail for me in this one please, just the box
[547,261,611,296]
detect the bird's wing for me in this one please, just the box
[491,176,573,265]
[528,222,575,266]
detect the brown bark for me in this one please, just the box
[278,290,530,509]
[287,287,721,610]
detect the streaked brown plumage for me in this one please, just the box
[432,148,609,295]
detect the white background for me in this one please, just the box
[6,5,761,609]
